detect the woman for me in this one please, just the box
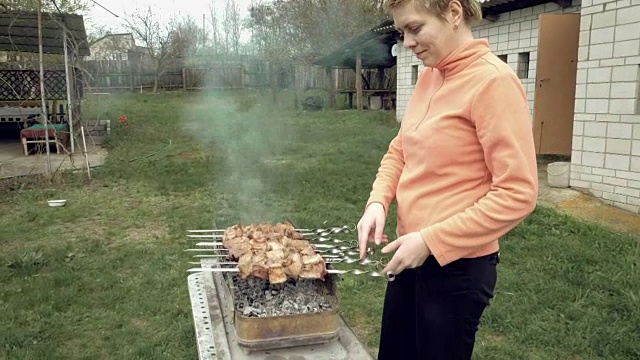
[357,0,538,359]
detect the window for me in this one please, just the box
[411,65,419,85]
[498,54,508,63]
[517,52,530,79]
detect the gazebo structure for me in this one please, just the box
[313,20,399,111]
[0,10,90,157]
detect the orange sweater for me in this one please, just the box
[367,39,538,267]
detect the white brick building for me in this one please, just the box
[394,0,640,214]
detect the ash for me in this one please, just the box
[225,274,337,318]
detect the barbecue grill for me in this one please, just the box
[185,224,390,359]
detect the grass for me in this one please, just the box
[1,90,639,359]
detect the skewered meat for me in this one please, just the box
[283,252,302,278]
[268,262,287,284]
[238,252,269,280]
[301,254,328,280]
[223,222,327,284]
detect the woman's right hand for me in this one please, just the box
[357,202,388,259]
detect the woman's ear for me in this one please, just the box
[447,0,464,26]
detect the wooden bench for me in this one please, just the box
[20,123,68,156]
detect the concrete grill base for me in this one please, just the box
[187,271,374,360]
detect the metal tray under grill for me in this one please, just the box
[233,305,340,350]
[207,259,341,352]
[187,271,374,360]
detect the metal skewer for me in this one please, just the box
[190,254,387,269]
[194,253,347,259]
[188,256,368,265]
[187,267,395,281]
[187,225,355,235]
[186,246,374,256]
[186,235,354,245]
[192,242,359,251]
[293,225,357,236]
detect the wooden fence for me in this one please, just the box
[80,58,396,93]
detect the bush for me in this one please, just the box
[301,95,325,111]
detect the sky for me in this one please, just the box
[86,0,254,35]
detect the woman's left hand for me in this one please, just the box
[381,232,431,275]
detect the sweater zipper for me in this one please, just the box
[412,72,446,132]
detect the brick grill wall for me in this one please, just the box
[572,0,640,214]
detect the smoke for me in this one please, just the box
[177,0,392,224]
[184,87,296,224]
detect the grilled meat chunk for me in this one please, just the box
[283,252,303,279]
[222,222,327,283]
[268,264,288,284]
[300,254,328,280]
[237,252,253,279]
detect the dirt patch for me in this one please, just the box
[556,193,640,236]
[537,163,640,237]
[485,333,505,344]
[178,151,205,160]
[127,222,169,242]
[262,158,291,165]
[129,317,149,329]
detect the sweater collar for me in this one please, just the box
[432,38,491,76]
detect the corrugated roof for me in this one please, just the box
[0,11,90,56]
[314,20,398,68]
[480,0,563,15]
[480,0,519,7]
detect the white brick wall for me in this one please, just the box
[393,0,640,214]
[395,49,424,121]
[573,0,640,214]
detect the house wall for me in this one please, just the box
[571,0,640,214]
[393,0,640,214]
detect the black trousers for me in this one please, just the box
[377,252,499,360]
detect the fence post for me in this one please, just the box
[182,67,187,91]
[326,67,335,110]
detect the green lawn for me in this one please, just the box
[1,91,639,359]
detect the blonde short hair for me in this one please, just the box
[384,0,483,25]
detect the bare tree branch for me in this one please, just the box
[246,0,387,62]
[121,6,176,93]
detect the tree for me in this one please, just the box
[244,0,388,105]
[122,6,176,94]
[208,0,241,57]
[223,0,241,56]
[86,24,113,44]
[0,0,89,13]
[246,0,387,61]
[208,2,220,52]
[170,15,204,60]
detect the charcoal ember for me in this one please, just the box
[226,273,336,318]
[242,306,260,317]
